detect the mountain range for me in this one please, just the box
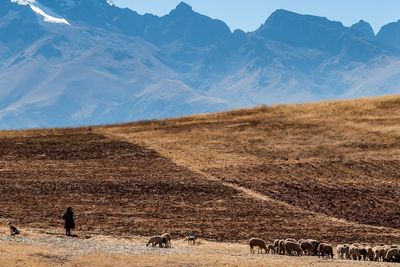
[1,0,400,129]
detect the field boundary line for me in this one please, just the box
[193,169,400,234]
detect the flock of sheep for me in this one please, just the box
[6,223,400,263]
[146,234,400,262]
[146,233,198,248]
[337,243,400,262]
[249,237,400,262]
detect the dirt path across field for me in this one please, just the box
[197,169,400,235]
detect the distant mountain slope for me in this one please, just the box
[0,25,227,128]
[1,0,400,129]
[0,1,46,58]
[351,20,375,39]
[377,20,400,48]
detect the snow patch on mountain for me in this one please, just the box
[11,0,70,25]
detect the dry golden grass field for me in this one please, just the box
[1,95,400,266]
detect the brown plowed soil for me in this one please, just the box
[207,159,400,228]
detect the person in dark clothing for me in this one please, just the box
[61,207,75,236]
[8,222,20,236]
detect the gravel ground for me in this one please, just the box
[0,234,192,259]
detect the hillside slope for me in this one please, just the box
[100,95,400,238]
[1,95,400,244]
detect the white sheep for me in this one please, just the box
[372,245,385,261]
[162,233,171,247]
[336,244,349,259]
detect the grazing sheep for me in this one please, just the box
[336,244,350,260]
[161,233,171,247]
[359,246,367,261]
[305,239,320,256]
[276,239,285,255]
[186,235,197,245]
[395,254,400,262]
[317,243,333,259]
[267,244,275,254]
[384,248,400,262]
[365,246,374,261]
[273,239,280,254]
[373,245,385,262]
[146,235,167,247]
[349,244,361,261]
[8,222,20,236]
[249,238,267,254]
[284,241,303,256]
[383,245,392,258]
[300,241,313,256]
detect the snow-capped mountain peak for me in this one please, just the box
[11,0,70,25]
[10,0,33,4]
[1,3,400,130]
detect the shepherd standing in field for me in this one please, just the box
[62,207,75,236]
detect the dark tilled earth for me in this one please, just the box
[207,159,400,229]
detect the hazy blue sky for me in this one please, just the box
[113,0,400,34]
